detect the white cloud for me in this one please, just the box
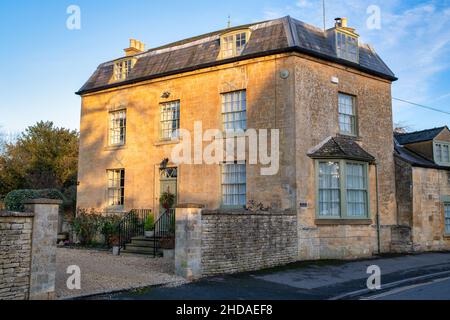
[296,0,313,9]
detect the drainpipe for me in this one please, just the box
[375,163,381,255]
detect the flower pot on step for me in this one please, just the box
[145,231,155,238]
[112,246,120,256]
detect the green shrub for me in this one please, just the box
[37,189,66,201]
[99,215,122,247]
[144,214,155,231]
[73,209,102,245]
[4,189,40,212]
[4,188,67,212]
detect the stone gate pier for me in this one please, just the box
[0,199,61,300]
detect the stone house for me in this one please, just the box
[76,16,398,263]
[394,126,450,252]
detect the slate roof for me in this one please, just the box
[394,127,447,145]
[77,16,397,95]
[308,136,376,163]
[394,141,450,171]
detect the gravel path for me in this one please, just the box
[56,248,187,299]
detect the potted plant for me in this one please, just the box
[159,236,175,259]
[144,214,155,238]
[110,234,120,256]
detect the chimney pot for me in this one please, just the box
[124,39,146,56]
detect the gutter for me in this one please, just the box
[76,46,398,96]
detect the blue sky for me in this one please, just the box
[0,0,449,134]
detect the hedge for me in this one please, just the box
[4,189,67,212]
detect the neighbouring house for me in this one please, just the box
[76,16,399,265]
[394,126,450,252]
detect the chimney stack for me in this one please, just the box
[124,39,146,56]
[335,17,349,28]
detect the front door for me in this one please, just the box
[159,167,177,215]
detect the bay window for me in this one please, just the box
[316,160,369,219]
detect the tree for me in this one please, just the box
[0,121,79,196]
[394,122,412,134]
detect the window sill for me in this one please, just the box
[315,219,372,226]
[105,207,126,214]
[154,139,181,146]
[104,145,127,151]
[337,133,361,141]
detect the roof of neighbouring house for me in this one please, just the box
[307,136,376,163]
[76,16,397,95]
[394,127,448,145]
[394,141,450,170]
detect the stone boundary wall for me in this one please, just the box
[0,211,34,300]
[201,210,298,277]
[0,199,61,300]
[175,205,298,280]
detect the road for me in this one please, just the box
[364,277,450,300]
[85,252,450,301]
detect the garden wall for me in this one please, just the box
[175,204,298,280]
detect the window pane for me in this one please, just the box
[444,145,450,163]
[336,32,358,63]
[115,60,132,80]
[445,204,450,234]
[346,163,367,217]
[109,110,126,146]
[318,162,341,217]
[222,163,246,207]
[107,169,125,207]
[339,93,356,135]
[160,101,180,140]
[222,90,246,131]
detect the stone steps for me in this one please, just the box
[121,236,162,256]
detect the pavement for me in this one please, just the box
[87,252,450,300]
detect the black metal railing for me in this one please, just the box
[152,208,175,256]
[118,209,152,249]
[154,208,176,238]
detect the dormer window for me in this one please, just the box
[434,141,450,166]
[114,59,135,81]
[336,32,359,63]
[330,18,359,64]
[220,30,250,59]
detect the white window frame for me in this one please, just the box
[338,93,357,136]
[108,109,126,146]
[222,90,247,132]
[160,101,180,141]
[221,162,247,208]
[220,30,251,59]
[316,160,370,219]
[336,31,359,63]
[107,169,125,208]
[434,141,450,166]
[114,59,135,81]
